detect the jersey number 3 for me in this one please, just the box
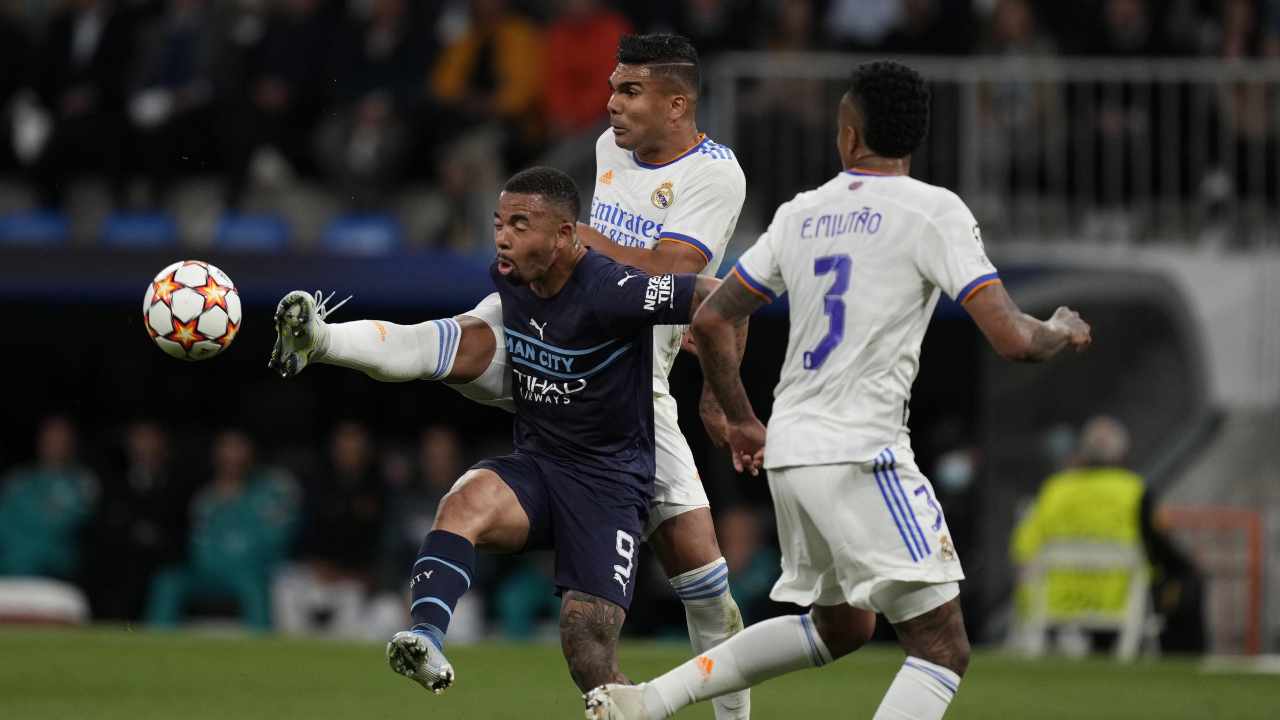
[803,254,852,370]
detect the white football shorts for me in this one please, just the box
[767,445,964,623]
[454,294,709,537]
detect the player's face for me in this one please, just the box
[493,192,571,286]
[607,65,674,151]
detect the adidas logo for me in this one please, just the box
[599,170,614,185]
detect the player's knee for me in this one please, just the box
[810,605,875,659]
[432,473,499,537]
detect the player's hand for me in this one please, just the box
[1050,306,1092,352]
[727,417,766,476]
[699,385,729,448]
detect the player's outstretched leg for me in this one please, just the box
[268,290,347,378]
[649,508,750,720]
[874,596,970,720]
[585,604,874,720]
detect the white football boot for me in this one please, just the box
[268,290,349,378]
[386,630,456,695]
[584,683,652,720]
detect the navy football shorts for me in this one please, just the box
[473,451,649,610]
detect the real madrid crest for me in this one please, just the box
[651,181,676,209]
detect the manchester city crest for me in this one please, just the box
[651,181,676,209]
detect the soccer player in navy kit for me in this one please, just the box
[383,167,735,696]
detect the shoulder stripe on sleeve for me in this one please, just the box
[958,273,1001,303]
[731,261,776,302]
[658,232,713,263]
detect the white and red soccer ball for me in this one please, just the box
[143,260,241,361]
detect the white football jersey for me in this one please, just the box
[588,128,747,395]
[734,171,1000,469]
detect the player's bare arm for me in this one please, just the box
[690,278,767,474]
[963,282,1092,362]
[577,222,707,275]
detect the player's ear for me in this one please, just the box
[669,93,688,121]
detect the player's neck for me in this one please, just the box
[635,126,703,165]
[530,245,588,298]
[845,155,910,176]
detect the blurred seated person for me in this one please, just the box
[717,506,780,625]
[23,0,140,208]
[315,0,433,208]
[0,416,98,579]
[127,0,218,207]
[273,421,385,637]
[1011,416,1205,653]
[425,0,543,250]
[145,430,298,631]
[87,419,190,621]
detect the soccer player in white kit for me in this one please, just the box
[584,61,1092,720]
[269,34,752,719]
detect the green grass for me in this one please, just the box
[0,628,1276,719]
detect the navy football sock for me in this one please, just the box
[408,530,476,650]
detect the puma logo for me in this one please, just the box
[529,318,548,340]
[613,572,630,594]
[617,272,638,287]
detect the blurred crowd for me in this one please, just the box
[0,0,1277,251]
[0,413,784,639]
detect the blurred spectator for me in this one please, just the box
[885,0,974,55]
[0,415,98,578]
[377,425,464,592]
[426,0,543,250]
[145,430,297,631]
[536,0,630,206]
[1092,0,1173,56]
[825,0,904,50]
[0,4,32,175]
[543,0,630,142]
[87,419,191,621]
[977,0,1063,197]
[219,0,337,208]
[273,420,385,637]
[24,0,141,208]
[739,0,826,214]
[717,506,779,624]
[634,0,760,56]
[315,0,432,208]
[1010,416,1205,653]
[128,0,218,207]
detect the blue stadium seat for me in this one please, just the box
[214,214,290,252]
[0,211,69,246]
[100,213,179,249]
[321,214,403,255]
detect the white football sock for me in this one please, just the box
[319,318,460,382]
[644,612,832,719]
[669,559,750,720]
[872,656,961,720]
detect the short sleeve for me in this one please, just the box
[656,162,746,269]
[730,207,788,303]
[916,193,1000,303]
[591,256,697,331]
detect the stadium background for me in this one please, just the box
[1,0,1279,716]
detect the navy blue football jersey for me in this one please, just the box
[490,249,696,491]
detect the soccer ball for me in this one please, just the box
[143,260,241,361]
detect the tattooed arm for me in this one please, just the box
[690,278,768,474]
[559,590,629,692]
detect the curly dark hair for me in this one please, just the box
[848,61,930,159]
[503,166,581,221]
[616,33,700,96]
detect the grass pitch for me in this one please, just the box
[0,628,1275,719]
